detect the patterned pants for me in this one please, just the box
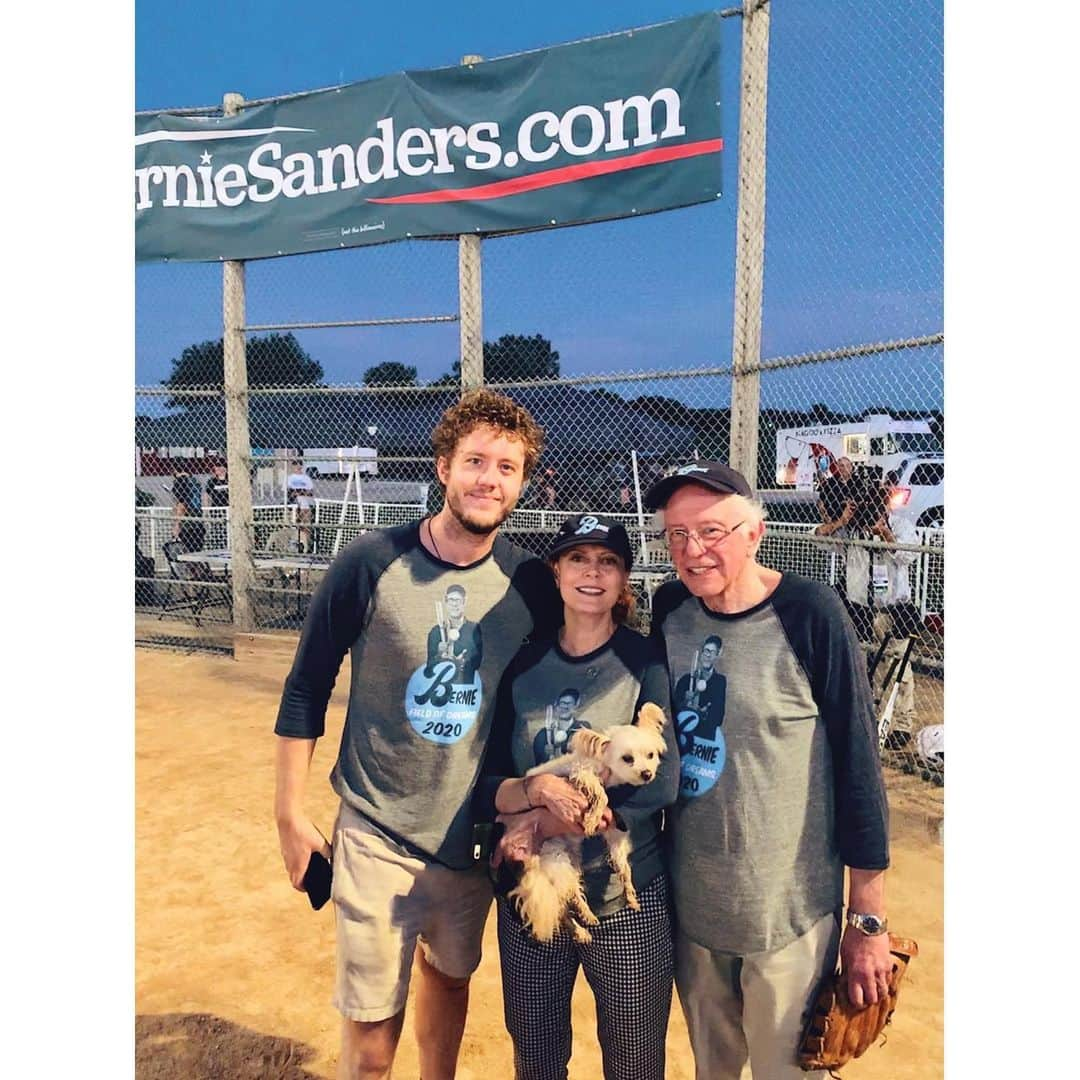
[496,873,674,1080]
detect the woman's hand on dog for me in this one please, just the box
[527,774,590,827]
[531,804,615,839]
[491,803,616,869]
[492,810,544,868]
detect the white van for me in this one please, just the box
[887,456,944,528]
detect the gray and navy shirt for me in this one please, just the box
[650,573,889,955]
[474,625,680,916]
[274,522,560,870]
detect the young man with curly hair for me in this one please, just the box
[274,389,560,1080]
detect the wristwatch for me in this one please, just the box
[846,911,888,936]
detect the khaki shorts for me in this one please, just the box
[331,800,493,1022]
[675,911,841,1080]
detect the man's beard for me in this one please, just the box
[445,487,517,536]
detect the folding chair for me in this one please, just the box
[869,603,922,753]
[262,527,301,619]
[159,541,232,627]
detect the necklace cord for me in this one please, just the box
[426,517,443,561]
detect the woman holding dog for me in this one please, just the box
[473,514,679,1080]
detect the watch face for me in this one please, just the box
[850,912,886,934]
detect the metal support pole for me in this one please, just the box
[222,91,256,632]
[728,1,771,488]
[458,55,484,392]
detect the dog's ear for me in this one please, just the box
[636,702,667,738]
[569,728,610,761]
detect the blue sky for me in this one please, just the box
[135,0,943,412]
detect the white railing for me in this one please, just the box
[136,502,943,620]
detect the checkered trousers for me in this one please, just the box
[496,873,674,1080]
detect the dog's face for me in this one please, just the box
[568,702,668,786]
[601,724,666,786]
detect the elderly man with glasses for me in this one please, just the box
[644,462,891,1080]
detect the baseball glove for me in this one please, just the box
[798,933,919,1073]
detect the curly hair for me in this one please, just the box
[431,389,545,482]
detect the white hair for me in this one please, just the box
[746,495,768,524]
[650,491,768,531]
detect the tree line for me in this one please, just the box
[161,331,561,408]
[157,332,942,484]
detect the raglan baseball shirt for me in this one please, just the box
[650,573,889,955]
[275,521,560,870]
[474,625,680,916]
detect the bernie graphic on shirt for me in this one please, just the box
[532,687,593,765]
[405,583,485,744]
[673,634,727,798]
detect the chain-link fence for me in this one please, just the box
[135,1,942,783]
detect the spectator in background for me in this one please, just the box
[172,469,205,553]
[206,464,229,507]
[541,467,558,510]
[857,479,923,747]
[815,458,888,641]
[287,460,315,553]
[815,456,857,537]
[205,464,230,549]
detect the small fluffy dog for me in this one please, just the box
[509,702,667,943]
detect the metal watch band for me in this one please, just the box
[846,910,888,935]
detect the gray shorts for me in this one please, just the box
[331,800,493,1022]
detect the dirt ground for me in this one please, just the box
[136,645,944,1079]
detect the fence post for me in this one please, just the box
[728,1,771,488]
[222,90,256,632]
[458,54,485,391]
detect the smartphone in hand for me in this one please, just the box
[302,849,333,910]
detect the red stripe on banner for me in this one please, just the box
[366,138,724,205]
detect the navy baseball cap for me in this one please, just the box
[643,461,753,510]
[548,514,634,570]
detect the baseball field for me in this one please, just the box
[135,643,943,1079]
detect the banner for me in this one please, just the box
[135,13,722,263]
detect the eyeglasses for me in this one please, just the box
[665,522,747,550]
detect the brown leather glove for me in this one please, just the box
[798,934,919,1072]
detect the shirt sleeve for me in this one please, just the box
[890,517,920,568]
[526,564,562,642]
[273,548,373,739]
[471,652,527,822]
[812,595,890,869]
[607,636,680,831]
[648,581,686,663]
[776,579,890,870]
